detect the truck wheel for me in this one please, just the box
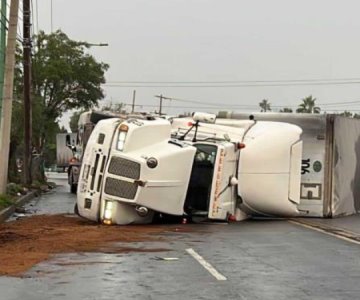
[70,183,77,194]
[74,203,79,216]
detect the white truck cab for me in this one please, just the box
[77,114,303,225]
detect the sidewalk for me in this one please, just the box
[0,191,38,223]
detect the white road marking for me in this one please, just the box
[186,248,227,281]
[289,220,360,246]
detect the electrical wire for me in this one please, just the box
[107,77,360,84]
[106,95,360,113]
[103,81,360,88]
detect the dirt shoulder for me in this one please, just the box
[0,214,176,277]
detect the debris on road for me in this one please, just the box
[0,214,177,277]
[154,257,179,261]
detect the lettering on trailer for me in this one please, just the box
[300,183,322,200]
[302,159,323,175]
[301,159,310,174]
[212,148,225,215]
[300,154,324,201]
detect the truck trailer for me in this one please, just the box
[218,112,360,217]
[76,113,303,225]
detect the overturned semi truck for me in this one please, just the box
[218,112,360,217]
[76,113,303,225]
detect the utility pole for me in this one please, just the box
[155,94,163,115]
[23,0,32,184]
[155,94,172,115]
[131,90,136,113]
[0,0,7,120]
[0,0,19,194]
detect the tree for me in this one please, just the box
[279,107,293,113]
[13,30,108,150]
[69,110,85,133]
[10,30,109,180]
[339,111,353,118]
[296,95,321,114]
[259,99,271,112]
[101,102,125,113]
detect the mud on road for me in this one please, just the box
[0,214,182,277]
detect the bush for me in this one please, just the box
[0,194,14,210]
[6,183,23,196]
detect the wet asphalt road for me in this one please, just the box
[2,174,360,300]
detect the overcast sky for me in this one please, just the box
[36,0,360,127]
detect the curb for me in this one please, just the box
[0,191,38,223]
[289,218,360,243]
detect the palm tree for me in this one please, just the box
[339,111,353,117]
[259,99,271,112]
[296,95,320,114]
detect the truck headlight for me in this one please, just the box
[103,200,113,224]
[117,124,129,151]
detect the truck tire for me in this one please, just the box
[70,183,77,194]
[69,170,77,194]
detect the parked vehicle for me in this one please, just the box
[76,113,303,225]
[56,133,77,172]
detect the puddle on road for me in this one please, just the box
[0,214,188,277]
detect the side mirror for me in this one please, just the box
[65,134,71,147]
[66,134,76,152]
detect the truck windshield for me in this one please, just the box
[184,144,218,215]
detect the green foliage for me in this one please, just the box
[10,30,109,176]
[32,30,109,119]
[0,194,14,209]
[279,107,293,113]
[69,110,85,133]
[339,111,353,117]
[101,102,125,113]
[31,180,44,189]
[259,99,271,112]
[296,95,321,114]
[6,183,23,196]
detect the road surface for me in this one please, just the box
[1,174,360,300]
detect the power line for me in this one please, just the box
[107,77,360,84]
[50,0,53,32]
[157,95,360,108]
[110,95,360,111]
[103,81,360,88]
[121,103,360,112]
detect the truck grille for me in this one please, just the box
[104,177,138,199]
[108,157,140,179]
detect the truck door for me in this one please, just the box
[207,143,238,220]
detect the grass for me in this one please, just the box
[6,183,23,196]
[0,194,14,210]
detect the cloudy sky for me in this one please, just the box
[35,0,360,127]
